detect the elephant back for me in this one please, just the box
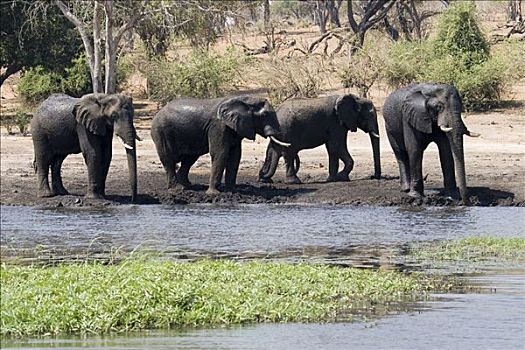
[33,94,80,151]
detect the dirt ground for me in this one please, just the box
[1,100,523,207]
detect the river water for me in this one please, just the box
[1,205,524,349]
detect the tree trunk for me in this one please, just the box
[0,63,21,86]
[508,0,523,22]
[327,0,341,27]
[263,0,271,33]
[56,0,98,93]
[315,1,328,34]
[104,1,116,94]
[93,1,103,93]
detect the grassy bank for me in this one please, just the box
[412,237,525,262]
[1,260,442,337]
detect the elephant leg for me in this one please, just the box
[99,137,112,196]
[325,142,340,182]
[436,135,457,195]
[50,155,69,195]
[225,142,242,191]
[35,153,54,197]
[387,132,410,192]
[158,152,179,190]
[77,128,105,199]
[208,147,228,195]
[406,147,424,198]
[284,151,301,184]
[177,155,199,189]
[336,146,354,182]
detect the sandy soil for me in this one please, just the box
[1,101,523,207]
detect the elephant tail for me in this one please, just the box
[33,159,37,173]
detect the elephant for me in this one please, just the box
[382,83,480,204]
[258,94,381,184]
[31,93,139,202]
[150,95,288,194]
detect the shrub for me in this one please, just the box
[61,54,92,97]
[339,40,390,98]
[384,3,516,110]
[433,2,489,68]
[262,57,324,106]
[383,40,432,89]
[144,49,245,103]
[18,67,62,105]
[14,111,32,136]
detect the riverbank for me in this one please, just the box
[0,107,524,207]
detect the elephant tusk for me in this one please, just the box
[440,126,453,133]
[466,130,480,137]
[370,132,380,139]
[135,134,143,141]
[270,135,291,147]
[117,136,134,150]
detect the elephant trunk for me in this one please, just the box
[117,123,138,203]
[370,134,381,179]
[448,96,469,204]
[449,133,469,205]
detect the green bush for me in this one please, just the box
[17,67,62,105]
[383,3,515,110]
[144,49,245,103]
[14,111,32,136]
[383,40,432,89]
[61,54,92,97]
[339,40,390,98]
[433,2,489,68]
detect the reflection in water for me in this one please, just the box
[2,273,523,350]
[1,205,523,265]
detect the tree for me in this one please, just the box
[327,0,343,27]
[346,0,397,49]
[508,0,523,22]
[0,0,81,86]
[383,0,448,42]
[52,0,148,94]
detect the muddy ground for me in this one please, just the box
[1,103,523,207]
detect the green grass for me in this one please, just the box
[0,260,445,337]
[412,237,525,262]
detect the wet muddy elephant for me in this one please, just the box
[151,95,288,194]
[258,94,381,184]
[31,93,139,202]
[383,83,480,204]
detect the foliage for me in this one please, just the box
[262,57,324,106]
[17,67,62,105]
[17,53,134,104]
[339,39,389,98]
[142,49,245,103]
[383,40,433,88]
[61,54,92,97]
[433,2,489,68]
[0,0,82,85]
[14,111,32,136]
[383,3,517,110]
[411,237,525,262]
[0,259,449,337]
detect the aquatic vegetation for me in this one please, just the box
[0,260,447,337]
[411,237,525,262]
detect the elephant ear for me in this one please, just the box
[73,94,112,136]
[335,94,359,132]
[402,90,432,134]
[217,97,256,140]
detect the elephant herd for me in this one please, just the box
[31,82,480,204]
